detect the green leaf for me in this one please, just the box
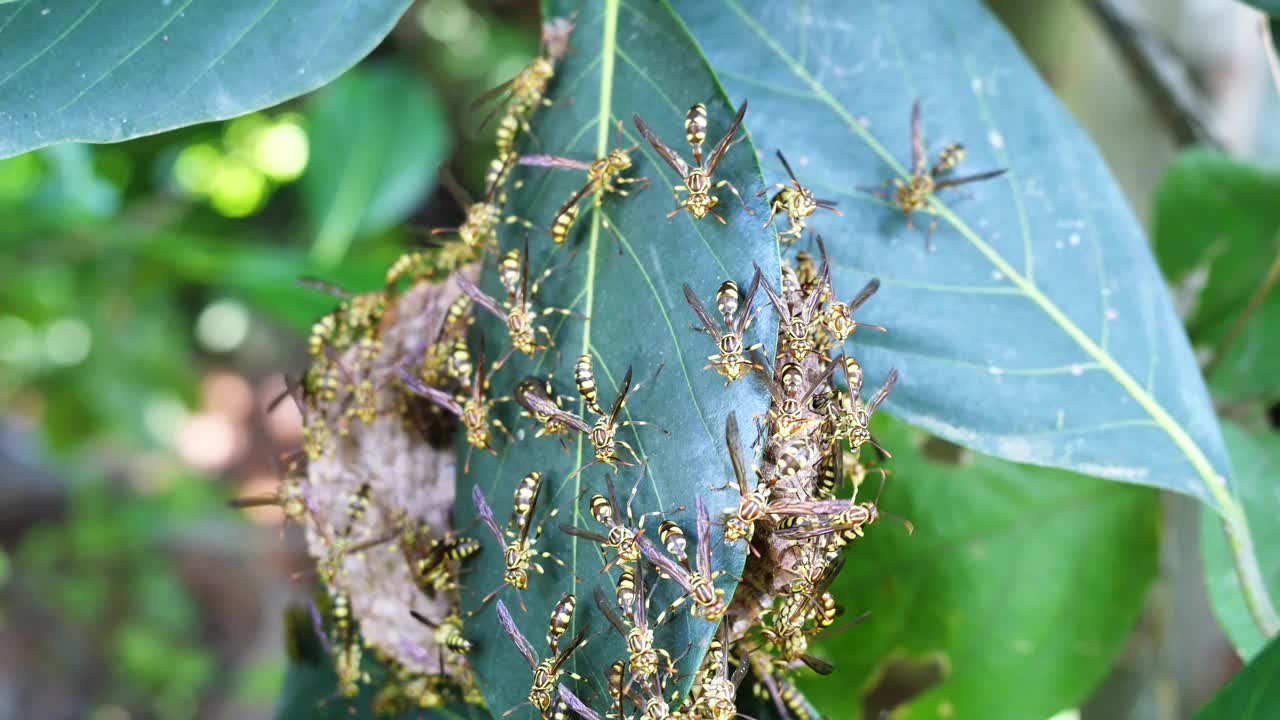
[0,0,412,159]
[301,63,450,268]
[1202,423,1280,659]
[676,0,1235,504]
[1195,632,1280,719]
[1241,1,1280,15]
[456,0,777,714]
[797,417,1157,720]
[276,654,488,720]
[1153,149,1280,403]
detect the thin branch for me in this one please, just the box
[1263,18,1280,100]
[1205,241,1280,377]
[1084,0,1225,149]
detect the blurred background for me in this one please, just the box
[0,1,1275,718]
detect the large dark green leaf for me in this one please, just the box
[796,417,1157,720]
[1203,423,1280,659]
[301,63,449,268]
[0,0,411,159]
[1242,1,1280,15]
[676,0,1230,508]
[1153,149,1280,404]
[1195,631,1280,719]
[455,0,778,714]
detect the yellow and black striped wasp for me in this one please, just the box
[862,100,1008,251]
[495,596,591,715]
[756,258,830,362]
[750,653,819,720]
[559,473,665,573]
[409,608,472,657]
[519,130,650,247]
[826,355,898,455]
[469,474,564,614]
[398,339,512,473]
[389,158,528,282]
[683,270,767,384]
[453,239,577,367]
[813,237,886,346]
[514,374,587,451]
[471,15,575,133]
[551,357,666,477]
[400,522,481,595]
[764,360,837,443]
[759,150,840,243]
[719,411,771,544]
[641,496,728,623]
[687,622,750,720]
[633,100,753,223]
[594,561,677,685]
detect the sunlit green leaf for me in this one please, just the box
[0,0,412,159]
[456,0,777,713]
[1195,631,1280,719]
[301,63,450,268]
[796,417,1157,720]
[1153,149,1280,404]
[1202,423,1280,659]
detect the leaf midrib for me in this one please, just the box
[717,0,1230,515]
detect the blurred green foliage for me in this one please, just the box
[0,4,538,717]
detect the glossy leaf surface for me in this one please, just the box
[0,0,411,159]
[678,0,1232,510]
[454,0,778,714]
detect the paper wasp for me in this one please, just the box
[469,477,564,614]
[312,588,369,697]
[409,608,472,656]
[398,339,513,473]
[495,597,590,715]
[749,652,819,720]
[515,374,581,450]
[228,450,310,526]
[401,522,482,594]
[519,130,650,247]
[641,496,727,623]
[719,411,770,544]
[559,473,665,572]
[633,100,753,223]
[765,360,836,442]
[826,356,898,454]
[472,15,574,133]
[594,563,676,684]
[759,150,840,243]
[572,358,667,475]
[757,258,830,362]
[683,271,766,384]
[455,240,577,367]
[688,622,749,720]
[812,237,886,345]
[861,99,1008,251]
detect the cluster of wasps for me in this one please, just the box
[241,7,1009,718]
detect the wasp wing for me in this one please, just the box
[495,599,538,669]
[633,113,690,178]
[682,283,724,340]
[519,154,592,171]
[705,98,748,175]
[933,168,1008,191]
[398,369,463,417]
[453,274,508,322]
[724,412,752,497]
[470,485,509,553]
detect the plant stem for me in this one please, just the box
[1205,244,1280,378]
[1084,0,1223,149]
[1220,498,1280,638]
